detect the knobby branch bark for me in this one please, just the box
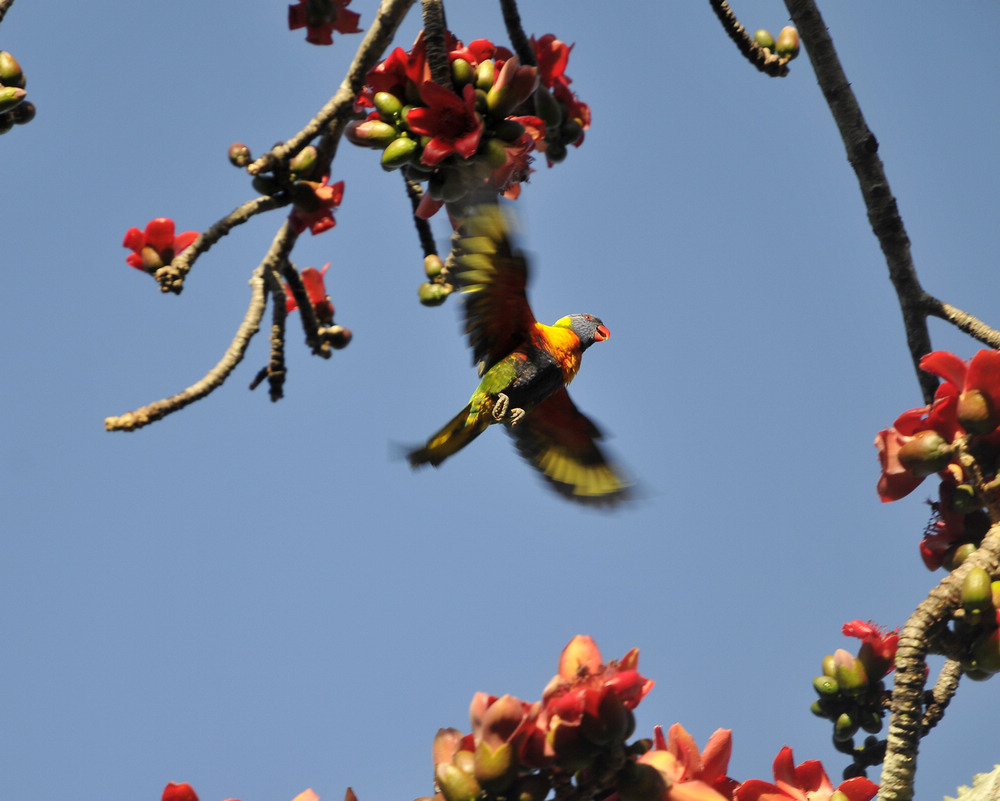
[782,0,937,403]
[105,223,300,432]
[708,0,792,77]
[499,0,535,67]
[0,0,16,26]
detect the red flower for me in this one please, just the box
[531,34,590,141]
[123,218,198,273]
[921,350,1000,435]
[162,783,199,801]
[285,263,334,324]
[734,746,877,801]
[288,0,361,46]
[406,82,483,166]
[288,176,345,235]
[842,620,899,679]
[637,724,738,801]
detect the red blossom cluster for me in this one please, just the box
[876,350,1000,569]
[288,0,362,45]
[346,31,589,218]
[287,175,345,236]
[123,218,199,275]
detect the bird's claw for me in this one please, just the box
[493,393,525,425]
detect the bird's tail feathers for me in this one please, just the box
[407,404,489,467]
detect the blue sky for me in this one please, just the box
[2,2,999,800]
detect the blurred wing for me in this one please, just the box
[508,388,632,506]
[452,202,536,375]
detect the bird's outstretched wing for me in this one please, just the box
[451,203,537,376]
[507,387,632,506]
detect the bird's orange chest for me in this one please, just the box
[529,323,582,383]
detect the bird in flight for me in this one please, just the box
[407,202,631,506]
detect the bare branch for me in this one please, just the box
[105,223,300,431]
[421,0,452,90]
[0,0,16,26]
[708,0,792,77]
[922,296,1000,350]
[499,0,536,67]
[784,0,936,403]
[920,658,961,734]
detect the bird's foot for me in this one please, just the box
[493,393,525,425]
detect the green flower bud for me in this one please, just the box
[475,60,495,91]
[991,580,1000,610]
[859,709,883,734]
[474,88,488,114]
[833,650,868,695]
[754,29,776,49]
[252,175,280,196]
[11,100,34,125]
[424,254,444,279]
[381,136,419,171]
[373,91,403,119]
[958,389,1000,435]
[830,792,851,801]
[560,119,583,146]
[533,85,562,130]
[963,567,993,615]
[481,137,509,168]
[965,667,993,681]
[813,675,839,696]
[0,51,24,87]
[833,711,858,742]
[346,119,399,148]
[949,483,979,513]
[896,430,952,476]
[545,139,567,164]
[0,85,26,114]
[419,282,453,306]
[775,26,800,60]
[822,654,837,678]
[473,740,516,793]
[452,58,474,87]
[435,763,481,801]
[616,762,667,801]
[492,119,525,142]
[944,541,978,571]
[289,145,318,179]
[290,182,323,212]
[810,699,826,717]
[228,142,251,167]
[972,629,1000,674]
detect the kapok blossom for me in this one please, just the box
[734,746,877,801]
[162,783,201,801]
[531,34,591,142]
[842,620,898,680]
[637,724,738,801]
[287,176,345,235]
[123,218,198,273]
[285,263,334,324]
[406,82,484,167]
[288,0,361,46]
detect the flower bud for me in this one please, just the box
[833,649,868,694]
[424,254,444,279]
[419,282,452,306]
[381,136,419,170]
[533,85,562,130]
[452,58,474,87]
[0,85,26,114]
[290,182,323,212]
[991,580,1000,610]
[963,566,993,615]
[859,709,883,734]
[11,100,34,124]
[560,119,583,146]
[813,675,839,696]
[775,26,800,59]
[810,700,826,717]
[289,145,319,179]
[141,245,164,272]
[228,142,251,167]
[958,389,1000,435]
[830,792,851,801]
[492,119,525,142]
[949,483,979,514]
[822,654,837,678]
[616,762,667,801]
[580,691,628,746]
[896,430,951,476]
[252,175,281,196]
[435,763,481,801]
[0,111,14,135]
[972,628,1000,674]
[833,711,858,742]
[346,119,399,148]
[944,542,978,571]
[475,60,495,91]
[373,91,403,119]
[545,139,567,163]
[0,51,24,87]
[482,137,509,168]
[754,29,775,49]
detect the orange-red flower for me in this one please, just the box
[288,176,345,235]
[842,620,898,679]
[288,0,361,46]
[285,263,334,324]
[162,783,200,801]
[123,218,198,273]
[637,724,738,801]
[406,82,483,166]
[921,350,1000,435]
[531,34,590,140]
[734,746,877,801]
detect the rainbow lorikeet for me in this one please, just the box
[407,203,631,506]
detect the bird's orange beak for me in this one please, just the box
[595,324,610,341]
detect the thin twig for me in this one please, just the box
[155,195,288,295]
[262,267,289,401]
[920,659,961,734]
[783,0,936,403]
[922,295,1000,350]
[403,176,439,257]
[498,0,535,67]
[248,0,418,177]
[105,224,300,431]
[708,0,792,77]
[282,260,331,358]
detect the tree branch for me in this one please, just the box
[708,0,792,77]
[498,0,535,67]
[0,0,16,26]
[783,0,936,403]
